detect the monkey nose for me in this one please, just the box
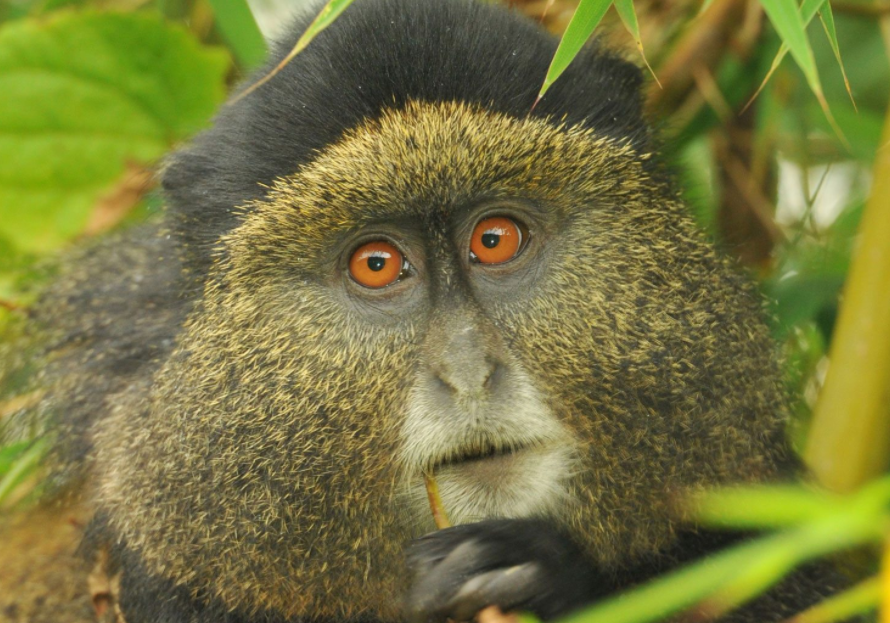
[430,326,502,397]
[434,355,500,396]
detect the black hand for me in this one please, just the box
[406,519,600,623]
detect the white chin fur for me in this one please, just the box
[434,443,579,524]
[397,365,580,528]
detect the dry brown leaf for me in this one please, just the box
[84,163,155,237]
[88,548,127,623]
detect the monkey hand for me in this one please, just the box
[406,519,599,623]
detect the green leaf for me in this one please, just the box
[0,12,229,254]
[758,0,825,105]
[690,485,843,529]
[538,0,613,102]
[236,0,357,101]
[292,0,358,56]
[0,438,47,505]
[561,479,889,623]
[787,576,881,623]
[697,0,717,16]
[755,0,849,147]
[207,0,266,70]
[612,0,658,84]
[559,538,773,623]
[0,440,32,476]
[818,3,856,110]
[745,0,825,112]
[767,273,846,338]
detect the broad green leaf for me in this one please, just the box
[538,0,613,102]
[207,0,266,69]
[0,12,229,253]
[766,274,846,338]
[675,135,718,236]
[236,0,357,101]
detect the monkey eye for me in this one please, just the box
[469,216,526,265]
[349,240,406,288]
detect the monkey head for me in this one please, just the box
[87,1,788,620]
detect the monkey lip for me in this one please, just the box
[431,443,526,471]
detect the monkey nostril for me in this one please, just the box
[434,373,456,393]
[433,357,502,396]
[482,358,500,390]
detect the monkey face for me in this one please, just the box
[94,101,785,619]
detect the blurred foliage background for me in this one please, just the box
[0,0,888,621]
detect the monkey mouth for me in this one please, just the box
[429,441,527,472]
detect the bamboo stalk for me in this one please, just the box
[803,101,890,493]
[881,536,889,623]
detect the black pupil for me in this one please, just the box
[481,233,500,249]
[367,256,386,272]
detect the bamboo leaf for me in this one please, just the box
[563,479,890,623]
[818,3,856,110]
[537,0,613,104]
[752,0,847,145]
[612,0,660,86]
[0,440,31,475]
[697,0,717,17]
[206,0,266,70]
[558,538,772,623]
[746,0,826,108]
[785,576,881,623]
[236,0,358,101]
[690,485,842,529]
[758,0,825,103]
[0,438,46,505]
[701,509,884,619]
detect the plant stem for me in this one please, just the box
[804,100,890,492]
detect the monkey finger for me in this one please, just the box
[408,539,487,622]
[444,563,542,622]
[408,526,481,577]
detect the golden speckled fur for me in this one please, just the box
[82,101,788,620]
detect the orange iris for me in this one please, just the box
[349,241,403,288]
[470,216,523,264]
